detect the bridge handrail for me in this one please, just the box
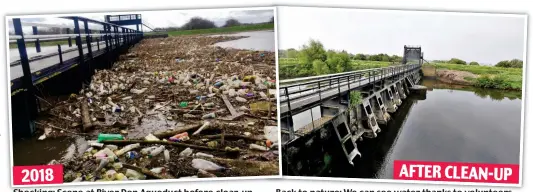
[279,64,420,98]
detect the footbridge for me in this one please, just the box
[281,46,426,176]
[9,15,149,137]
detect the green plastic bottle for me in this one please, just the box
[97,134,124,142]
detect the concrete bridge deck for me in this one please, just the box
[10,40,115,80]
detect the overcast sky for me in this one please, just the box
[7,8,273,33]
[277,7,526,65]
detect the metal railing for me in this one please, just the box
[279,64,421,140]
[10,16,143,122]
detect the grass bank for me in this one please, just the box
[150,23,274,36]
[428,63,522,90]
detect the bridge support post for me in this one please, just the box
[73,17,86,84]
[383,86,398,113]
[13,18,38,137]
[371,93,390,125]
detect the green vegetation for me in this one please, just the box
[279,39,522,91]
[431,63,523,90]
[153,23,274,36]
[280,58,392,79]
[495,59,523,68]
[279,39,396,79]
[349,91,363,107]
[469,61,480,66]
[448,58,467,65]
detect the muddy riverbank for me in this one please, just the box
[13,34,279,182]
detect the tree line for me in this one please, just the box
[280,48,403,62]
[154,16,274,32]
[280,39,523,70]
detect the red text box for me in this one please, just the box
[13,164,63,185]
[393,160,519,184]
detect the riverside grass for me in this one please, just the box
[280,58,522,90]
[430,63,522,90]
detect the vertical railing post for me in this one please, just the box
[318,81,322,102]
[337,78,341,104]
[73,17,86,82]
[105,24,110,52]
[285,87,295,140]
[67,28,72,47]
[84,20,93,59]
[310,106,315,130]
[122,28,126,46]
[114,26,119,49]
[32,26,41,53]
[13,18,38,136]
[57,44,63,65]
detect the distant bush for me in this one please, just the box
[223,18,241,27]
[353,53,366,60]
[181,17,216,30]
[496,59,523,68]
[448,58,467,65]
[469,61,480,66]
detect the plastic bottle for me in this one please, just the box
[115,173,128,181]
[236,97,247,103]
[144,133,160,141]
[179,147,193,157]
[97,134,124,142]
[191,158,226,171]
[112,162,123,169]
[125,151,139,159]
[164,149,170,162]
[249,143,269,151]
[115,143,141,156]
[194,152,214,158]
[237,89,247,96]
[93,148,117,159]
[201,112,216,119]
[140,146,158,155]
[149,145,165,157]
[125,169,146,180]
[105,170,117,180]
[94,158,109,173]
[259,92,268,99]
[105,145,118,151]
[150,167,165,174]
[228,89,236,97]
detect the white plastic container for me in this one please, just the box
[150,145,165,157]
[179,147,193,157]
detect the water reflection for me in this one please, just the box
[329,79,523,179]
[422,79,522,101]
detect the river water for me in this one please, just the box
[213,30,275,52]
[320,79,523,178]
[11,31,276,166]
